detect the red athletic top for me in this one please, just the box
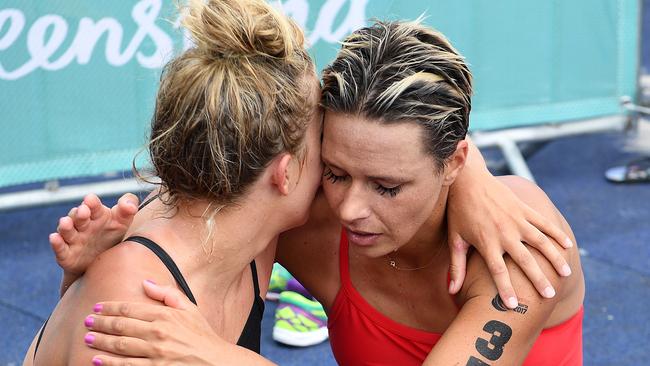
[328,231,583,365]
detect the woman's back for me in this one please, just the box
[26,199,269,365]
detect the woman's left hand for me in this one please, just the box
[447,165,573,309]
[83,280,224,365]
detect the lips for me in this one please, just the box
[345,228,381,246]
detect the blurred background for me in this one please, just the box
[1,0,648,365]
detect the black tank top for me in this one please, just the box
[34,238,265,358]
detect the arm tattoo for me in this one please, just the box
[491,294,529,314]
[465,320,513,365]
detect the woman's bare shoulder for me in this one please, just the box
[32,241,172,365]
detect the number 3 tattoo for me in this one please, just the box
[465,320,513,365]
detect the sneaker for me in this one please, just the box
[285,278,312,298]
[273,290,329,347]
[605,157,650,183]
[266,263,293,301]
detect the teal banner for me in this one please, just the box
[0,1,639,187]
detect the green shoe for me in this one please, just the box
[266,263,293,300]
[273,290,328,347]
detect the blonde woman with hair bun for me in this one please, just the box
[32,3,579,366]
[24,0,321,364]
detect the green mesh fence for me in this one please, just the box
[0,0,639,187]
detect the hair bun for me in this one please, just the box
[183,0,303,59]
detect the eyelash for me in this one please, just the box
[375,184,402,197]
[323,169,347,183]
[323,168,402,198]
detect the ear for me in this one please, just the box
[272,153,293,195]
[442,140,469,186]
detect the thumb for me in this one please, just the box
[448,233,469,294]
[142,280,191,310]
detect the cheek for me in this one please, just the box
[381,185,441,238]
[322,180,343,211]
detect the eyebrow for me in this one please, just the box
[322,157,409,184]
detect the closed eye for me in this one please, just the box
[374,183,402,197]
[324,168,348,183]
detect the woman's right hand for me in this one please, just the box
[50,193,138,277]
[84,281,274,365]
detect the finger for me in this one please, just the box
[84,331,152,359]
[484,252,519,309]
[83,194,104,220]
[143,280,191,310]
[113,193,139,225]
[507,240,557,300]
[524,205,573,249]
[57,216,77,242]
[93,301,165,322]
[49,233,69,261]
[73,203,92,231]
[521,226,571,277]
[90,355,151,366]
[84,314,153,339]
[67,207,78,220]
[447,234,469,294]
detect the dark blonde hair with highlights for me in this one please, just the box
[321,20,472,169]
[144,0,315,208]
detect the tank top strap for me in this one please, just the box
[138,192,160,210]
[125,236,197,305]
[338,229,352,289]
[249,260,260,297]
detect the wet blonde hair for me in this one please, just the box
[321,20,472,169]
[145,0,315,208]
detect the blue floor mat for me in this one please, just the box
[1,131,648,365]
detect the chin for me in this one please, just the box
[348,240,392,259]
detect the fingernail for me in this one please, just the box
[564,238,573,248]
[561,264,572,276]
[92,357,102,366]
[84,316,94,328]
[84,333,95,345]
[507,297,518,309]
[93,303,103,313]
[448,280,455,293]
[543,286,556,298]
[127,199,137,207]
[145,279,156,285]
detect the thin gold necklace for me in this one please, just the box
[387,250,440,271]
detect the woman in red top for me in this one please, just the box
[317,21,584,365]
[50,19,582,365]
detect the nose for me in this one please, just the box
[337,182,371,225]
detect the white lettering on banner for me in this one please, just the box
[274,0,368,46]
[0,9,24,50]
[0,0,368,80]
[308,0,368,45]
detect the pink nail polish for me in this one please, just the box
[84,316,94,328]
[93,303,103,313]
[84,333,95,345]
[92,357,102,366]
